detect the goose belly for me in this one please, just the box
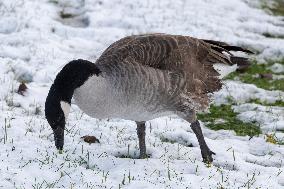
[73,75,174,121]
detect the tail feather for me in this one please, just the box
[202,39,254,79]
[222,46,254,54]
[202,39,229,47]
[203,39,254,54]
[230,56,250,66]
[230,56,251,72]
[203,39,253,69]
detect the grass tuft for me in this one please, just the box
[260,0,284,16]
[266,133,284,145]
[197,105,261,137]
[248,99,284,107]
[226,60,284,91]
[60,12,76,19]
[262,32,284,39]
[265,133,277,144]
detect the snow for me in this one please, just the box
[233,103,284,131]
[214,80,284,105]
[270,63,284,74]
[213,64,238,79]
[0,0,284,188]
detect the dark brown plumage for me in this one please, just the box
[98,33,252,110]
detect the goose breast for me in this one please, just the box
[73,63,183,121]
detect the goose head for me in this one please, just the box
[45,59,101,152]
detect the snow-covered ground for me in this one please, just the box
[0,0,284,188]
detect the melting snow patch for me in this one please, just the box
[214,80,284,105]
[0,0,284,188]
[233,103,284,131]
[270,63,284,74]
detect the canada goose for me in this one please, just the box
[45,34,252,163]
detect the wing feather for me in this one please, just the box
[96,34,252,109]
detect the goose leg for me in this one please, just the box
[136,121,147,159]
[190,120,215,163]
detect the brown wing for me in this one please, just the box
[97,34,251,109]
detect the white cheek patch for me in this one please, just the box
[60,101,70,121]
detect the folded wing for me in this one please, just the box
[97,34,252,110]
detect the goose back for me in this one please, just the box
[95,34,251,111]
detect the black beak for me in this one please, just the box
[53,127,64,150]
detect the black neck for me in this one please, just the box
[47,59,101,104]
[45,59,101,149]
[45,59,101,127]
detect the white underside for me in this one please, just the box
[73,75,174,121]
[213,63,237,79]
